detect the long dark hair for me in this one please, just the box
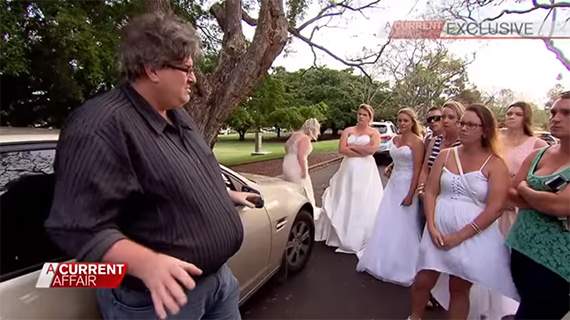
[507,101,534,136]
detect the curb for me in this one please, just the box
[308,156,343,171]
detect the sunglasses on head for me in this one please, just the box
[427,115,442,123]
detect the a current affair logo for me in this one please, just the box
[36,262,127,288]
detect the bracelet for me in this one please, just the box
[470,221,482,234]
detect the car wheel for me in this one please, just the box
[284,209,314,274]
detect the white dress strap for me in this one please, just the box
[480,154,494,171]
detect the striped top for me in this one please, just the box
[45,83,244,280]
[427,134,461,169]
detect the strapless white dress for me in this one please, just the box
[315,134,384,254]
[356,143,421,286]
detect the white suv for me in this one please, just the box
[371,121,398,160]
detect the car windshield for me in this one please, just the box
[373,125,387,134]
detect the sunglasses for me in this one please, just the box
[427,115,442,123]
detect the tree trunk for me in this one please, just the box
[331,125,339,137]
[276,127,281,138]
[238,130,246,141]
[143,0,172,13]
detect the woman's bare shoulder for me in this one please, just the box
[367,127,380,137]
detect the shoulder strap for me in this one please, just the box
[453,147,484,208]
[480,154,493,171]
[529,146,550,174]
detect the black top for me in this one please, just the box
[45,83,244,277]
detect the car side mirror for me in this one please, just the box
[241,186,264,208]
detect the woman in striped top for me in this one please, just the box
[417,101,465,198]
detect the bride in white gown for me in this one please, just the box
[282,118,321,207]
[356,108,425,286]
[315,104,384,254]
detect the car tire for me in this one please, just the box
[284,209,315,275]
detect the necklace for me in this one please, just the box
[442,134,457,147]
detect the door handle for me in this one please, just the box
[275,218,287,231]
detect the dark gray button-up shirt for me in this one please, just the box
[45,83,244,277]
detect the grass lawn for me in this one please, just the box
[214,133,339,166]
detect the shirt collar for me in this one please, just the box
[120,83,193,134]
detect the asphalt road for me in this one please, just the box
[239,159,444,319]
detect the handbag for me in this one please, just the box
[453,147,484,209]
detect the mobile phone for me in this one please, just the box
[544,174,569,193]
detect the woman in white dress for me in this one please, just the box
[356,108,425,286]
[282,118,321,207]
[315,104,384,254]
[409,104,519,320]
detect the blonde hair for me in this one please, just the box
[301,118,321,140]
[442,100,465,119]
[358,104,374,123]
[398,108,423,138]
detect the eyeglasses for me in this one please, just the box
[457,121,483,130]
[426,115,442,123]
[166,64,195,77]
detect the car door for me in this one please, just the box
[0,144,101,319]
[222,170,272,301]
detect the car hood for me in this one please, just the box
[240,173,306,195]
[241,173,287,185]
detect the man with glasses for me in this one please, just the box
[46,12,259,320]
[424,107,444,149]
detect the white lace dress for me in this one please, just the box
[356,143,421,286]
[315,134,384,254]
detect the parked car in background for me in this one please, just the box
[0,127,315,319]
[535,131,559,145]
[371,121,398,162]
[500,128,559,146]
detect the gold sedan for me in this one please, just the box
[0,128,316,319]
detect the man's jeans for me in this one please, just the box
[96,264,241,320]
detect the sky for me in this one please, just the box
[242,0,570,105]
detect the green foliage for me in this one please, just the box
[225,67,395,134]
[532,105,550,130]
[388,48,470,118]
[1,0,144,127]
[226,107,254,139]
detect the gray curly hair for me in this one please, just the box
[119,12,201,81]
[301,118,321,140]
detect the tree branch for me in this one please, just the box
[296,0,381,31]
[480,2,569,22]
[240,1,388,81]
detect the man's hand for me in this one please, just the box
[138,253,202,320]
[384,164,393,178]
[229,190,261,208]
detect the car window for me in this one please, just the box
[373,125,387,134]
[391,125,398,133]
[0,149,69,281]
[222,172,237,191]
